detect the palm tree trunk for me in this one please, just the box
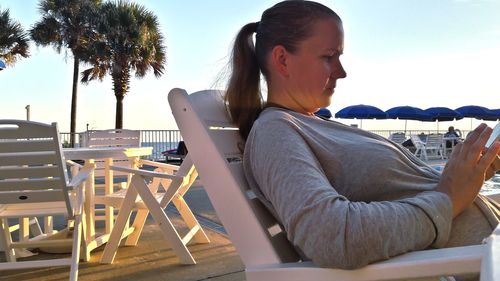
[113,68,129,129]
[115,94,124,129]
[70,57,79,147]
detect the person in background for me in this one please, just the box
[444,126,461,148]
[224,0,500,274]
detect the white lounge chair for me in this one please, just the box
[425,134,445,159]
[98,154,210,264]
[411,134,445,161]
[168,88,496,281]
[388,132,406,145]
[0,120,92,281]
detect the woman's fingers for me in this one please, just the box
[461,124,492,162]
[478,141,500,172]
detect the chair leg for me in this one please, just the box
[172,196,210,244]
[19,217,30,242]
[1,218,16,262]
[70,214,83,281]
[100,183,138,264]
[134,176,196,265]
[124,209,149,246]
[80,209,90,262]
[29,217,43,237]
[44,216,54,234]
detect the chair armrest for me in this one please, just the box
[68,166,94,189]
[481,233,500,281]
[137,159,180,172]
[66,159,83,168]
[109,165,180,180]
[247,245,484,281]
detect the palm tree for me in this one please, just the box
[30,0,101,147]
[81,0,166,129]
[0,6,30,67]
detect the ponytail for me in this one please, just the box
[225,22,262,141]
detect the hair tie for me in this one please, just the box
[255,21,260,33]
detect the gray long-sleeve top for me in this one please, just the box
[243,107,453,269]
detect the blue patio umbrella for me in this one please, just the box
[314,108,332,119]
[424,107,463,122]
[335,104,387,128]
[455,105,497,121]
[455,105,497,129]
[385,106,433,132]
[424,107,463,132]
[489,109,500,121]
[0,60,5,71]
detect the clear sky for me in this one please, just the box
[1,0,499,132]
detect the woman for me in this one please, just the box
[225,0,500,270]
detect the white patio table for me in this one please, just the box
[63,146,153,260]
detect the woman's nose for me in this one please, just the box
[332,63,346,79]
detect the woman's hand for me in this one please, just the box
[436,123,500,217]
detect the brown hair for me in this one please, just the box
[225,0,341,140]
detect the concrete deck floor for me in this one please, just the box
[0,186,246,281]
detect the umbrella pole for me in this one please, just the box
[360,119,363,129]
[404,120,407,134]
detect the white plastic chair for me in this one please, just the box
[0,120,92,281]
[82,128,141,185]
[425,134,445,159]
[168,88,495,281]
[98,154,210,264]
[81,129,141,233]
[388,132,406,145]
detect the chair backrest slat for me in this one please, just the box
[0,151,58,166]
[0,123,57,139]
[0,120,72,213]
[85,138,139,147]
[0,178,64,191]
[0,139,55,153]
[84,129,140,148]
[169,88,300,267]
[0,190,65,204]
[0,165,60,179]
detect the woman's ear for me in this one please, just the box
[270,45,290,78]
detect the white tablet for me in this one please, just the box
[486,122,500,148]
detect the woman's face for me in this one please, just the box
[286,18,346,114]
